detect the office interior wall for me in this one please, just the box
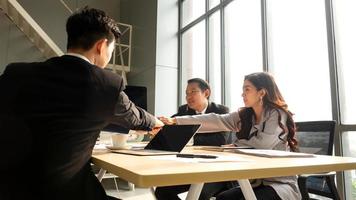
[1,0,176,116]
[120,0,179,116]
[120,0,158,114]
[16,0,121,53]
[154,0,178,116]
[0,0,121,73]
[16,0,69,52]
[0,10,45,74]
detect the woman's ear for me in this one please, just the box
[259,89,266,97]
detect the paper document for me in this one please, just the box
[194,145,253,152]
[93,144,110,154]
[150,155,252,163]
[234,149,315,158]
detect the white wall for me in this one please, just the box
[1,0,179,116]
[154,0,178,116]
[120,0,179,116]
[120,0,158,114]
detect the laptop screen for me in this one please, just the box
[145,124,201,152]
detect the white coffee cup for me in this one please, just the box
[111,133,129,147]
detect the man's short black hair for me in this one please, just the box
[187,78,211,99]
[66,6,121,50]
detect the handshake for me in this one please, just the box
[149,116,177,136]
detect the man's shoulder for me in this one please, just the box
[95,67,122,79]
[3,61,43,75]
[178,104,188,110]
[208,102,229,114]
[97,68,124,88]
[177,104,189,113]
[173,104,193,116]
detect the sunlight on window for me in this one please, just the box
[267,0,331,121]
[342,132,356,199]
[209,0,220,9]
[182,0,205,27]
[224,0,263,111]
[334,1,356,199]
[181,21,206,103]
[333,0,356,125]
[209,11,222,104]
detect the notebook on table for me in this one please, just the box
[233,149,315,158]
[194,145,254,152]
[112,124,201,156]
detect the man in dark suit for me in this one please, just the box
[155,78,235,200]
[0,7,163,200]
[173,78,229,146]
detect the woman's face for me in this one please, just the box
[241,80,263,108]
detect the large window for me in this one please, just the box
[179,0,262,108]
[333,0,356,125]
[342,132,356,199]
[266,0,331,122]
[178,0,356,197]
[181,20,206,99]
[182,0,205,27]
[208,11,222,103]
[334,1,356,199]
[224,0,262,111]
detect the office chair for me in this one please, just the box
[295,121,340,200]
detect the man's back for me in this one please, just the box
[0,55,124,199]
[0,7,162,200]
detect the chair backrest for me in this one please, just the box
[295,121,336,156]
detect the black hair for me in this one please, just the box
[187,78,211,99]
[66,6,121,50]
[237,72,298,152]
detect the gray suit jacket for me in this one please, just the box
[176,108,301,200]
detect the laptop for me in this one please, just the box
[112,124,201,156]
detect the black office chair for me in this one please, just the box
[295,121,340,200]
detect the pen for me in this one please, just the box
[176,153,217,159]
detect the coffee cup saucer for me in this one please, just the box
[106,144,132,150]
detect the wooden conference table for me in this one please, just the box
[91,148,356,200]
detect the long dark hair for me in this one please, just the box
[237,72,298,152]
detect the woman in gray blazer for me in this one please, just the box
[160,72,301,200]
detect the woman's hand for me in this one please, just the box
[154,118,165,128]
[158,116,177,125]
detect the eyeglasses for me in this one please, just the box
[185,90,201,96]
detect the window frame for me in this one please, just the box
[178,0,356,197]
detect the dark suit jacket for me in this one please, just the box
[172,102,230,146]
[0,55,155,200]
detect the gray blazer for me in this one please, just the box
[176,109,301,200]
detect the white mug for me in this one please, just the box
[111,133,129,147]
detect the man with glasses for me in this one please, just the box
[155,78,234,200]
